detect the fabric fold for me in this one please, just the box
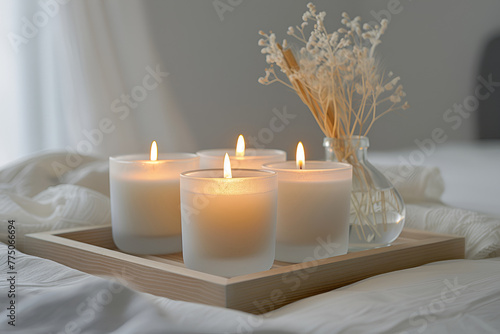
[406,203,500,259]
[0,184,110,251]
[376,164,445,203]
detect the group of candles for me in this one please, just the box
[110,135,352,277]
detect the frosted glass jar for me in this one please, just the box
[263,161,352,263]
[180,169,277,277]
[110,153,199,255]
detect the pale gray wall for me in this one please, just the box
[145,0,500,159]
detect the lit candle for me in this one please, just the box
[235,134,245,157]
[197,135,286,169]
[263,142,352,263]
[180,154,278,277]
[110,141,199,255]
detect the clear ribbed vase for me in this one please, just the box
[324,136,405,250]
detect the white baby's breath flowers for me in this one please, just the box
[258,3,409,138]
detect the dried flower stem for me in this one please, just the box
[259,3,408,244]
[259,6,408,139]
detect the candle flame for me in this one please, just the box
[224,153,232,178]
[150,141,158,161]
[296,141,305,170]
[236,134,245,157]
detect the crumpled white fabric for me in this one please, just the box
[406,202,500,259]
[0,150,109,196]
[0,185,110,251]
[0,151,110,251]
[61,159,110,197]
[1,243,499,334]
[375,164,445,203]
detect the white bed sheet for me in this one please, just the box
[1,244,500,334]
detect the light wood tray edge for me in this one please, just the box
[24,226,465,314]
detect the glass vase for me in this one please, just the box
[324,136,405,250]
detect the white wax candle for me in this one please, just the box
[263,161,352,263]
[180,169,278,277]
[110,153,199,255]
[197,149,286,169]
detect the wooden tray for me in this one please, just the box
[25,226,464,314]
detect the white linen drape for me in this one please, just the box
[2,0,195,165]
